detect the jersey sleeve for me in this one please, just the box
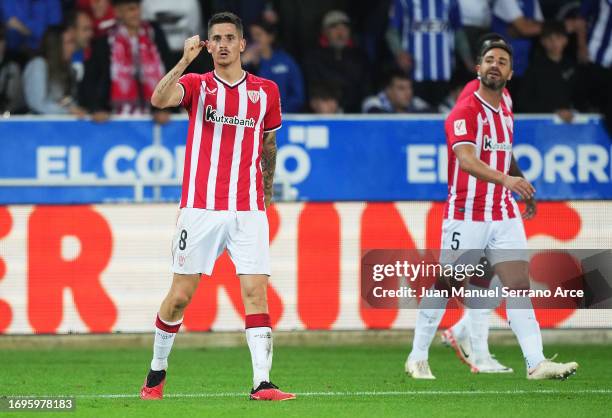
[263,82,282,133]
[446,106,478,149]
[492,0,523,23]
[177,73,200,109]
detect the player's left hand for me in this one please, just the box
[522,197,537,220]
[264,194,272,209]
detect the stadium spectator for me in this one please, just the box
[141,0,202,62]
[362,70,431,114]
[22,26,86,116]
[68,10,94,83]
[309,82,342,114]
[517,21,576,122]
[243,20,305,113]
[386,0,461,107]
[76,0,115,37]
[275,0,349,58]
[575,0,612,135]
[0,23,23,114]
[81,0,172,123]
[491,0,544,94]
[303,10,370,113]
[1,0,63,62]
[456,0,494,74]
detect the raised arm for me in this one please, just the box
[151,35,205,109]
[261,131,277,208]
[454,144,535,201]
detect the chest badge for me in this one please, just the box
[248,90,260,103]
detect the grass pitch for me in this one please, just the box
[1,342,610,417]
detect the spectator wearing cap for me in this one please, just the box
[303,10,370,113]
[491,0,544,94]
[274,0,350,58]
[81,0,172,123]
[309,82,342,114]
[362,70,431,114]
[0,23,24,114]
[1,0,63,61]
[243,20,305,113]
[386,0,462,107]
[517,21,576,122]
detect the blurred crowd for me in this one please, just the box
[0,0,610,132]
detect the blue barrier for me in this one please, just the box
[0,115,610,204]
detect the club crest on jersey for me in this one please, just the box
[205,105,256,128]
[483,135,512,152]
[247,90,260,103]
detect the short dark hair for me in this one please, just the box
[477,32,506,48]
[250,19,277,36]
[541,21,567,38]
[309,83,341,101]
[208,12,244,37]
[478,40,514,64]
[385,69,411,88]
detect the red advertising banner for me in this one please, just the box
[0,202,610,334]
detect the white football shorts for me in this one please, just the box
[171,208,270,276]
[440,217,528,266]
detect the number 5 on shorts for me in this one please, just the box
[451,232,460,250]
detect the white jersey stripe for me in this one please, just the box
[186,81,206,208]
[428,0,437,80]
[414,2,424,82]
[482,107,497,221]
[498,110,512,220]
[463,113,483,221]
[227,82,248,211]
[249,88,267,210]
[588,0,610,64]
[206,80,226,209]
[447,157,460,218]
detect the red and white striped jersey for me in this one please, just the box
[177,71,282,211]
[457,78,513,110]
[444,92,520,221]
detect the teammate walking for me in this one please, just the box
[405,40,578,380]
[139,12,294,401]
[441,35,536,374]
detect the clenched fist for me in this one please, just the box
[183,35,205,64]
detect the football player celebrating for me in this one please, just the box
[139,12,294,401]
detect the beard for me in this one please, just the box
[480,72,506,91]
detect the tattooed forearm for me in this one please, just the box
[151,58,190,108]
[261,131,277,207]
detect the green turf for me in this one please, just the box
[0,343,610,417]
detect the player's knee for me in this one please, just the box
[242,285,267,307]
[169,289,193,311]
